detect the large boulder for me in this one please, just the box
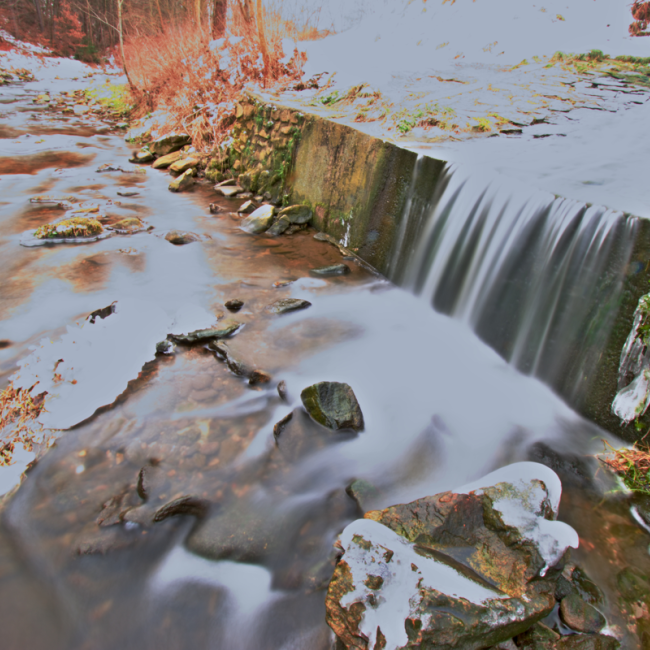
[326,463,580,650]
[150,133,191,156]
[301,381,364,431]
[240,204,275,234]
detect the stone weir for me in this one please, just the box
[210,94,650,442]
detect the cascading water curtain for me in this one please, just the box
[390,162,638,407]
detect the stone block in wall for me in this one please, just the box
[243,104,255,118]
[280,125,293,135]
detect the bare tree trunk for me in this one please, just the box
[212,0,227,37]
[255,0,271,84]
[153,0,165,33]
[32,0,44,32]
[116,0,133,88]
[195,0,202,26]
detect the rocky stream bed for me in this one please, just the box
[1,65,650,650]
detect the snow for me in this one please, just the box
[613,370,650,424]
[338,518,505,650]
[301,0,648,85]
[456,462,579,575]
[11,299,216,430]
[0,445,35,496]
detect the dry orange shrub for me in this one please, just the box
[124,1,325,151]
[0,382,47,467]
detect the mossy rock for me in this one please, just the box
[112,218,143,233]
[301,382,364,431]
[34,217,103,239]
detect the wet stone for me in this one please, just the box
[616,566,650,602]
[209,203,224,214]
[111,217,143,233]
[208,340,249,376]
[310,264,351,277]
[168,168,195,192]
[267,298,312,314]
[217,185,243,197]
[171,320,241,343]
[346,479,380,512]
[165,230,200,245]
[278,380,288,401]
[556,634,620,650]
[248,369,271,386]
[267,215,291,236]
[152,150,182,169]
[301,382,364,432]
[153,495,210,522]
[169,156,199,174]
[117,190,139,197]
[238,200,256,214]
[241,204,275,234]
[559,594,606,634]
[129,150,154,164]
[156,339,176,355]
[225,299,244,312]
[273,411,294,441]
[278,204,313,224]
[515,622,561,650]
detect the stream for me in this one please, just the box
[1,73,650,650]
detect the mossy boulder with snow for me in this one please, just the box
[34,217,104,240]
[326,463,581,650]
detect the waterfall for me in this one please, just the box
[389,162,638,407]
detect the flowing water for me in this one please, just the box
[0,77,649,649]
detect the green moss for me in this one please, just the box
[35,217,104,239]
[85,82,132,116]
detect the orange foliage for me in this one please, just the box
[124,14,305,150]
[51,1,85,57]
[630,1,650,36]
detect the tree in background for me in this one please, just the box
[630,1,650,36]
[51,1,84,56]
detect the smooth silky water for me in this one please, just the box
[0,80,648,649]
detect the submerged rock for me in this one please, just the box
[240,204,275,234]
[171,320,241,343]
[515,622,560,650]
[311,264,351,277]
[326,463,580,650]
[266,298,311,315]
[346,479,380,512]
[278,204,313,224]
[301,381,364,432]
[152,151,182,169]
[150,133,191,156]
[168,169,195,192]
[209,203,224,214]
[164,230,200,245]
[277,380,288,401]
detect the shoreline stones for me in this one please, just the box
[225,299,244,312]
[170,156,199,174]
[150,133,191,157]
[168,168,195,192]
[241,204,275,234]
[129,150,154,164]
[278,205,313,225]
[267,298,312,315]
[326,463,583,650]
[171,320,242,343]
[300,381,364,431]
[152,151,183,169]
[311,264,350,277]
